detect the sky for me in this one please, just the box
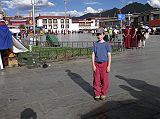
[1,0,160,17]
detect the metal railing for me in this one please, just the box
[20,41,123,63]
[35,40,122,48]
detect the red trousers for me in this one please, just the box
[124,35,131,48]
[93,62,109,96]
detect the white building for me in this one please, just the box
[73,18,99,31]
[36,15,99,33]
[36,16,73,33]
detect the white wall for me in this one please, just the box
[36,17,97,32]
[91,19,96,29]
[57,19,61,32]
[37,19,43,27]
[69,23,79,31]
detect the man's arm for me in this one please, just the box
[92,52,96,71]
[107,52,111,72]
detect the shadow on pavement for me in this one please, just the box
[20,108,37,119]
[81,75,160,119]
[65,69,94,97]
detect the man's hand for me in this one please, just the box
[107,66,110,72]
[93,65,96,72]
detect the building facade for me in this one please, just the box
[1,8,160,34]
[72,18,99,31]
[4,15,33,35]
[36,16,72,33]
[36,16,99,33]
[99,9,160,28]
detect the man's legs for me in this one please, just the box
[100,62,109,96]
[93,63,101,97]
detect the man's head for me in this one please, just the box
[96,27,105,40]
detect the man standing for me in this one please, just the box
[92,27,112,100]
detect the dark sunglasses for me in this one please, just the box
[96,33,102,36]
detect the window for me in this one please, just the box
[43,25,47,29]
[61,19,64,23]
[48,19,52,23]
[53,19,57,23]
[43,19,47,24]
[61,25,64,28]
[153,14,159,20]
[66,25,69,28]
[66,19,69,23]
[49,25,52,29]
[79,23,85,26]
[53,25,58,29]
[86,23,91,26]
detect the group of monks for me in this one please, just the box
[123,25,147,49]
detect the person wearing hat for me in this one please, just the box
[92,27,112,100]
[103,28,110,42]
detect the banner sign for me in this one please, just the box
[118,14,125,20]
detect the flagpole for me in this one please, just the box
[29,0,36,52]
[32,0,35,45]
[64,0,67,35]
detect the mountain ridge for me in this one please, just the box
[72,2,154,20]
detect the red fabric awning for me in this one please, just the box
[149,19,160,27]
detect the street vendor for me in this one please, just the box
[0,15,12,69]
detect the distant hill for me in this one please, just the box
[121,2,154,14]
[72,2,154,20]
[101,8,119,17]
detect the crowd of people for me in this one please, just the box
[98,25,151,49]
[123,25,150,49]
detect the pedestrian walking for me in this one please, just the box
[92,27,112,100]
[113,28,119,41]
[123,26,131,49]
[137,27,143,48]
[142,29,150,48]
[130,25,137,48]
[108,27,113,42]
[103,30,110,42]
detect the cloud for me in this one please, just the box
[4,0,102,18]
[34,10,83,17]
[35,10,83,17]
[2,0,54,10]
[84,7,103,14]
[41,6,102,17]
[67,10,84,17]
[147,0,160,8]
[32,6,103,17]
[128,1,133,4]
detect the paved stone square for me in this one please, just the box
[0,35,160,119]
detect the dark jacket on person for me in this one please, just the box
[103,35,109,42]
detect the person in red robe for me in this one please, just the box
[123,26,131,49]
[130,25,137,48]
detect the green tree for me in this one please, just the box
[19,24,26,30]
